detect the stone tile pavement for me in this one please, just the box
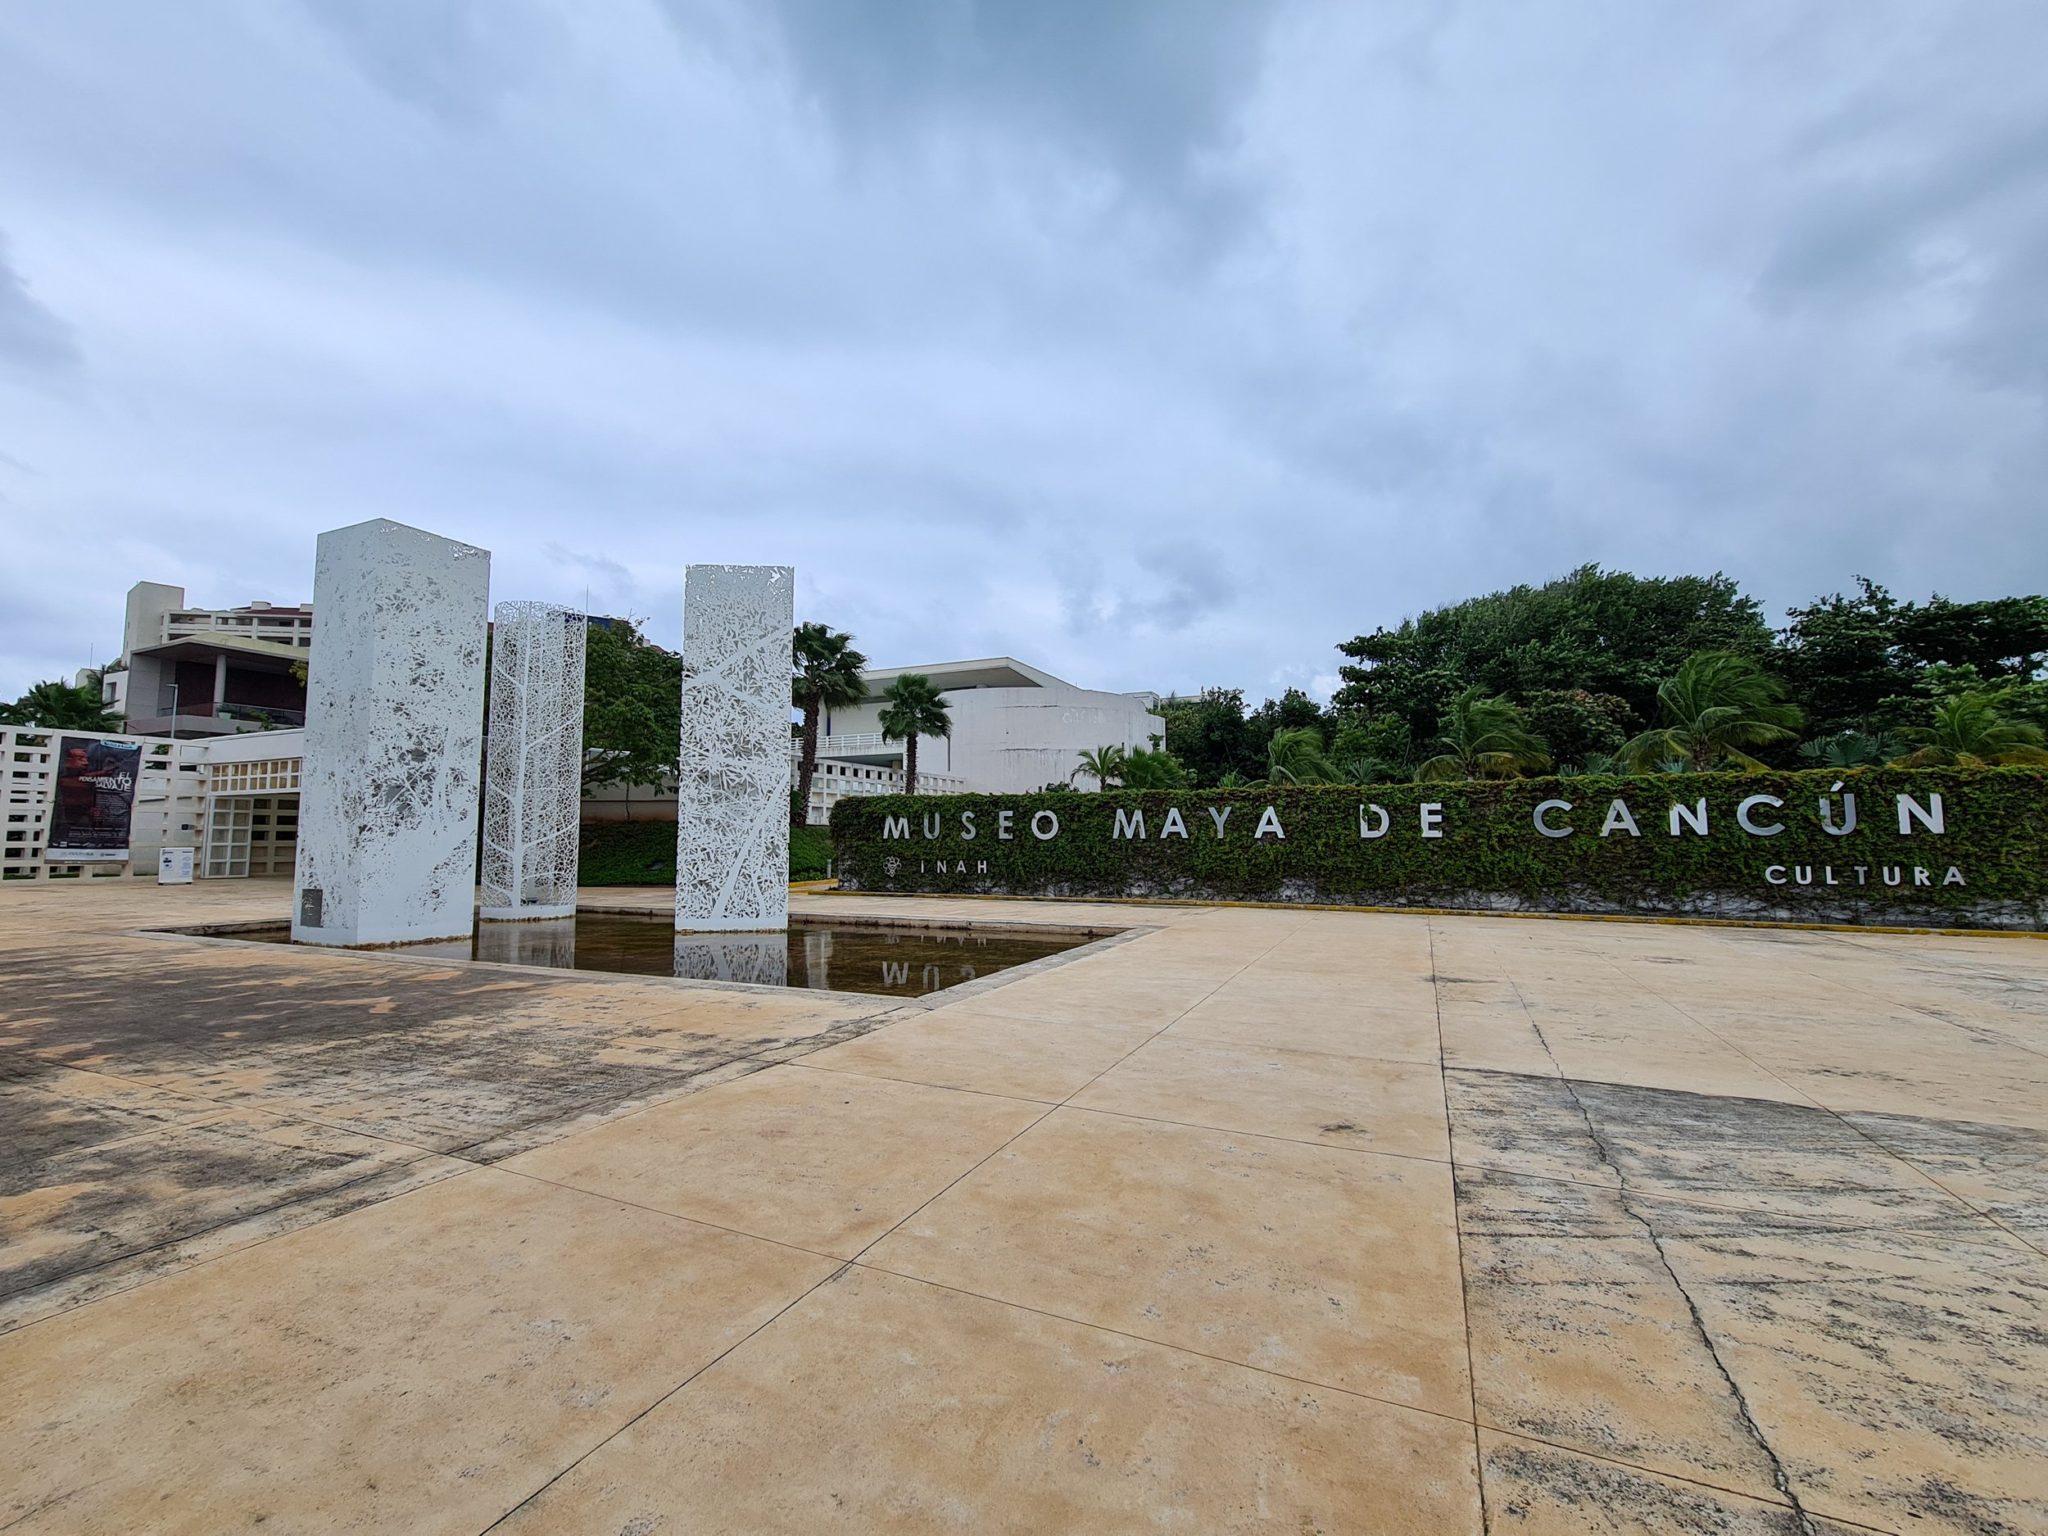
[1,879,2044,1533]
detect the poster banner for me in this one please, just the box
[47,736,144,863]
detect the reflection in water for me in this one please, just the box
[243,914,1093,999]
[475,918,577,968]
[674,932,788,986]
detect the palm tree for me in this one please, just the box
[1072,744,1127,790]
[878,673,952,794]
[1265,726,1341,784]
[1889,693,2048,768]
[1337,754,1408,786]
[1416,688,1550,781]
[1799,730,1901,769]
[1122,746,1190,788]
[1617,653,1802,773]
[791,623,868,825]
[1557,751,1620,778]
[0,679,124,731]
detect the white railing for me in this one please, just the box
[815,731,889,755]
[797,756,967,824]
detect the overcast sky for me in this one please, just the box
[3,1,2045,704]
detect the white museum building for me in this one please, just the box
[810,656,1161,800]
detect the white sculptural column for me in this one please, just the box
[292,519,491,947]
[675,564,794,932]
[480,601,586,921]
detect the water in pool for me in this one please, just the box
[240,912,1096,998]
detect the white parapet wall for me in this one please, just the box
[675,564,793,931]
[480,601,586,921]
[292,519,491,947]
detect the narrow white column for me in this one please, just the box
[675,564,793,932]
[292,519,490,947]
[480,601,586,921]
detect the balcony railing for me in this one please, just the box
[814,731,890,755]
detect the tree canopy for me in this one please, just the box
[0,678,124,731]
[1334,564,1770,736]
[580,620,681,791]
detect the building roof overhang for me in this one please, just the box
[129,634,306,671]
[858,656,1065,693]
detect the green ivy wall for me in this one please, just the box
[830,767,2048,930]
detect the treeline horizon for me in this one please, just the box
[1145,565,2048,789]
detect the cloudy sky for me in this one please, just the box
[3,1,2045,704]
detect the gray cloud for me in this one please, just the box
[0,235,79,372]
[710,0,1274,195]
[0,0,2045,704]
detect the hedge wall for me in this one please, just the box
[580,821,833,885]
[830,767,2048,930]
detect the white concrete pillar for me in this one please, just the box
[675,564,793,932]
[212,653,227,707]
[480,601,586,921]
[292,519,491,947]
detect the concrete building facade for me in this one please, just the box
[818,658,1161,797]
[106,582,313,737]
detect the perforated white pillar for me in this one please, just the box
[480,601,585,921]
[675,564,793,932]
[292,519,491,947]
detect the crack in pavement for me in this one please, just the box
[1500,969,1821,1536]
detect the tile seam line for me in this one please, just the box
[1497,957,1822,1536]
[1475,1426,1904,1536]
[0,1021,852,1170]
[473,1257,852,1535]
[1793,928,2048,1064]
[844,918,1309,1270]
[0,1033,891,1332]
[846,1256,1478,1430]
[0,1155,462,1338]
[1432,918,1490,1532]
[471,923,1310,1531]
[773,1061,2040,1260]
[781,1056,1061,1107]
[440,1237,1891,1536]
[1603,946,2047,1256]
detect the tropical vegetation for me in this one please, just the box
[1148,567,2046,788]
[1890,693,2048,768]
[580,619,683,792]
[792,623,868,825]
[0,677,125,731]
[1615,653,1803,773]
[1415,688,1550,781]
[878,673,951,795]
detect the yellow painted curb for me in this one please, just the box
[807,885,2045,939]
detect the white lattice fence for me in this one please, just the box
[1,725,201,880]
[481,601,586,919]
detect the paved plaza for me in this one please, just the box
[2,880,2045,1534]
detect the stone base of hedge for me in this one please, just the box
[829,767,2048,931]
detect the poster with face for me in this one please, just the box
[47,736,145,862]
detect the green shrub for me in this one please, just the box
[578,821,835,885]
[830,768,2048,929]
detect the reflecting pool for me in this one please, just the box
[237,912,1098,998]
